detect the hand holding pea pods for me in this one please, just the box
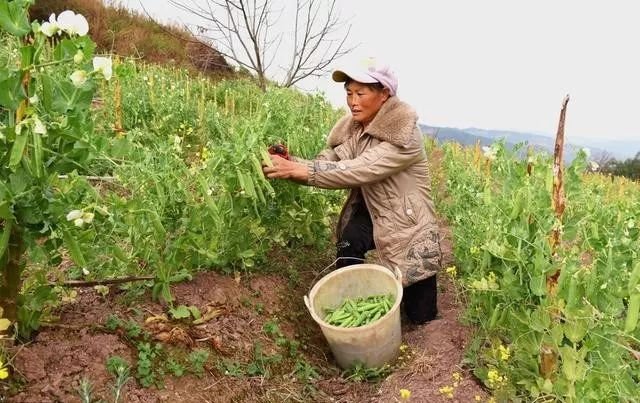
[324,294,394,327]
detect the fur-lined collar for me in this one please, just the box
[326,97,418,148]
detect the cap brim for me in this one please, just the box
[332,69,378,84]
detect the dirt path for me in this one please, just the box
[3,226,489,403]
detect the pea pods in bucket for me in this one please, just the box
[324,294,394,327]
[304,263,403,369]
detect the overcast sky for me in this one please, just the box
[124,0,639,142]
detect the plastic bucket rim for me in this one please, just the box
[305,263,403,332]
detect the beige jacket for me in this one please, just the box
[306,96,442,286]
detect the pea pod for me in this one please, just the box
[324,294,395,328]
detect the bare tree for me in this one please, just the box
[591,150,615,171]
[168,0,354,91]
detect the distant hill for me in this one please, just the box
[420,124,632,162]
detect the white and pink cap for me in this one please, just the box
[332,58,398,96]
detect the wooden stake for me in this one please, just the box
[551,95,570,255]
[52,275,154,288]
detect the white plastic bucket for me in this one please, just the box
[303,263,403,369]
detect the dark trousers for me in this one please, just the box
[335,200,438,324]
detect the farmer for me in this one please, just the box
[262,58,442,324]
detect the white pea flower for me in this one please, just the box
[482,145,498,161]
[93,57,113,81]
[33,116,47,135]
[40,14,60,37]
[29,94,39,104]
[588,160,600,171]
[73,50,84,64]
[70,70,88,87]
[66,210,83,221]
[628,219,636,229]
[56,10,89,36]
[581,147,591,158]
[82,212,94,224]
[82,268,90,276]
[73,218,84,227]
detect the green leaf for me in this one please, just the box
[53,38,78,61]
[0,201,12,220]
[19,44,34,68]
[559,346,587,382]
[0,318,11,331]
[187,306,201,319]
[169,305,191,319]
[0,0,31,37]
[0,70,26,109]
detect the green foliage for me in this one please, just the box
[342,361,391,383]
[165,358,185,377]
[187,348,209,377]
[436,141,640,401]
[136,342,162,387]
[2,1,342,336]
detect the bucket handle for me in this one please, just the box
[303,258,403,313]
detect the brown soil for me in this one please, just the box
[2,226,489,403]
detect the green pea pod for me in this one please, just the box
[62,228,87,268]
[628,261,640,294]
[32,131,43,178]
[625,293,640,333]
[149,210,166,241]
[0,219,12,260]
[9,130,29,170]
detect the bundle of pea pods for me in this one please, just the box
[323,294,395,327]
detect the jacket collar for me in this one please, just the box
[327,96,418,148]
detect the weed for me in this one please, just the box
[136,342,162,387]
[76,377,94,403]
[125,320,144,339]
[293,358,320,382]
[187,349,209,377]
[165,358,186,377]
[104,314,123,331]
[247,342,282,377]
[112,364,131,403]
[218,359,244,377]
[342,361,392,383]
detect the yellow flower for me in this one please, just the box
[0,360,9,380]
[498,344,510,361]
[399,388,411,400]
[474,396,482,401]
[487,369,505,388]
[445,266,457,278]
[438,385,454,399]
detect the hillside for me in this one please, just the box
[29,0,232,77]
[420,124,618,162]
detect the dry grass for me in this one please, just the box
[29,0,232,78]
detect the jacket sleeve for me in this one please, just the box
[291,147,339,164]
[307,141,423,189]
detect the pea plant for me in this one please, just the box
[435,141,640,401]
[0,1,111,337]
